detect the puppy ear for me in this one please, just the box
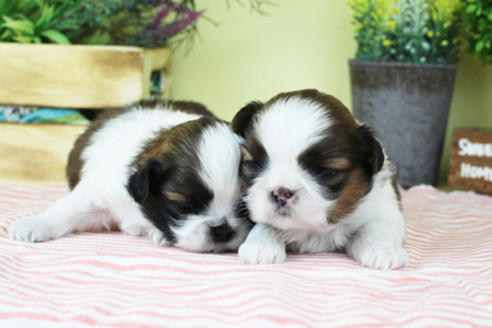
[232,101,263,137]
[128,159,169,204]
[357,125,385,174]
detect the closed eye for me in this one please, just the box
[175,201,194,213]
[164,191,196,213]
[243,159,264,171]
[312,167,342,180]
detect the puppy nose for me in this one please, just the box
[270,187,295,206]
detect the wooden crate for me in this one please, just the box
[0,123,86,185]
[0,43,171,108]
[449,127,492,195]
[0,43,172,184]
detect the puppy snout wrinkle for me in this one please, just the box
[270,187,295,206]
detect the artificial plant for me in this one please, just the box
[0,0,274,50]
[348,0,460,64]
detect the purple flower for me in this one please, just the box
[167,10,203,37]
[140,0,204,45]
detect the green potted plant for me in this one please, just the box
[348,0,460,187]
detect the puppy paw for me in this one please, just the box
[148,229,169,247]
[348,242,409,270]
[238,238,286,265]
[8,217,55,243]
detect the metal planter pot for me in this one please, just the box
[349,60,456,187]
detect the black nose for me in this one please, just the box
[270,187,295,206]
[208,219,235,243]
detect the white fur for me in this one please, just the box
[10,107,199,243]
[255,97,332,160]
[246,96,335,230]
[239,97,408,269]
[238,223,286,264]
[198,123,242,218]
[171,123,249,252]
[9,106,247,253]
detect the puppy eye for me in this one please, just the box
[176,202,194,213]
[243,160,262,170]
[313,167,340,179]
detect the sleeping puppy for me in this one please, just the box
[9,99,251,252]
[232,89,408,269]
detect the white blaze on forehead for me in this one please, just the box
[197,122,242,216]
[254,96,332,160]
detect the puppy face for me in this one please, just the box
[233,89,384,231]
[128,117,250,252]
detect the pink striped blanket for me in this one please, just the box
[1,184,491,327]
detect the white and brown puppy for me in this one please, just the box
[232,89,408,269]
[9,99,251,252]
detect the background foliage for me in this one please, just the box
[348,0,461,64]
[458,0,492,64]
[0,0,273,49]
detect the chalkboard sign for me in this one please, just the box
[449,127,492,195]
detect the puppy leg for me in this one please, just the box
[8,184,112,242]
[346,186,408,270]
[238,223,286,264]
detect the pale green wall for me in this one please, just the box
[171,0,492,184]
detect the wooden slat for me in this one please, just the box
[142,47,172,99]
[0,43,171,109]
[0,123,86,185]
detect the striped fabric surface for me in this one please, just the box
[0,184,491,328]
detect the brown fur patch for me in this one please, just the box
[325,157,351,170]
[164,191,187,202]
[241,146,253,161]
[328,169,371,223]
[134,117,214,168]
[66,98,213,189]
[392,173,401,203]
[264,89,358,128]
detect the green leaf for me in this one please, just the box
[0,0,8,15]
[35,4,55,29]
[13,35,33,43]
[476,40,484,52]
[40,29,70,44]
[466,5,476,13]
[1,16,34,35]
[83,31,110,45]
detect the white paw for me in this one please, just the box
[8,217,55,243]
[348,242,409,270]
[148,229,169,247]
[238,238,286,265]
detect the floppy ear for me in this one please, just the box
[127,159,169,204]
[357,125,385,174]
[232,101,263,138]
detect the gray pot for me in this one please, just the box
[349,60,456,187]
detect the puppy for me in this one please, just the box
[9,99,251,252]
[232,89,408,269]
